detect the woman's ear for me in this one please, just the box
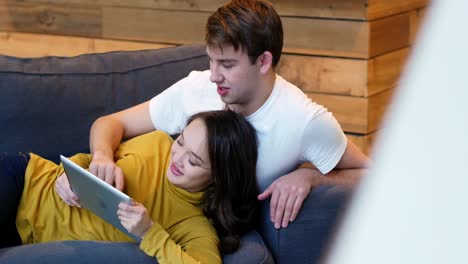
[257,51,273,74]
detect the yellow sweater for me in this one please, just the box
[16,131,221,264]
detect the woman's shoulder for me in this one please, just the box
[172,214,219,244]
[116,130,173,157]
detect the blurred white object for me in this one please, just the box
[326,0,468,263]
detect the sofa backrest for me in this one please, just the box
[0,45,209,163]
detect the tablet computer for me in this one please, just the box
[60,155,141,242]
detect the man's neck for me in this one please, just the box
[229,71,276,116]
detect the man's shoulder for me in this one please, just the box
[275,75,309,101]
[274,75,324,114]
[157,69,217,102]
[185,70,212,84]
[175,70,216,93]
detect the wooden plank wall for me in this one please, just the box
[0,0,430,155]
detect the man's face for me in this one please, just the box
[206,45,261,108]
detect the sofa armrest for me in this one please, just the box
[258,185,353,263]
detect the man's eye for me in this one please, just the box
[189,160,196,166]
[223,64,233,69]
[176,139,183,146]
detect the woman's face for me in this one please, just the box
[167,119,212,192]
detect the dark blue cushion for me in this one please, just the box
[0,45,209,163]
[0,231,274,264]
[0,241,156,264]
[259,185,353,263]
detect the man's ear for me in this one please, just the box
[257,51,273,74]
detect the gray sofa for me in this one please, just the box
[0,44,352,263]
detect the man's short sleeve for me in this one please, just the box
[149,70,222,136]
[149,72,195,135]
[301,111,348,174]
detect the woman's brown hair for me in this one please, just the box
[187,110,259,254]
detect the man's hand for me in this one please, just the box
[55,172,81,207]
[118,200,154,238]
[258,165,366,229]
[89,152,124,191]
[258,168,322,229]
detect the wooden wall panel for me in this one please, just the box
[18,0,428,20]
[278,47,409,97]
[347,132,378,156]
[278,54,367,96]
[272,0,366,19]
[367,0,428,20]
[0,2,101,37]
[283,11,412,58]
[309,89,394,134]
[410,7,428,44]
[276,0,427,20]
[102,7,209,44]
[110,6,415,58]
[367,48,410,96]
[0,2,417,58]
[0,31,173,58]
[106,9,380,57]
[369,12,411,57]
[18,0,227,12]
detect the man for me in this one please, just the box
[56,0,369,230]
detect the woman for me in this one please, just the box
[0,110,259,264]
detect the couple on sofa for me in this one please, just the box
[0,0,369,263]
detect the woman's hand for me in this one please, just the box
[117,200,154,238]
[55,172,81,207]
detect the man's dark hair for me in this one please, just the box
[206,0,284,67]
[187,110,259,254]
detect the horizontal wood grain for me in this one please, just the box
[0,2,101,37]
[103,7,414,58]
[278,48,409,97]
[309,89,394,134]
[0,2,418,58]
[367,0,428,20]
[410,7,428,44]
[0,31,173,57]
[347,132,378,156]
[102,7,210,45]
[17,0,428,20]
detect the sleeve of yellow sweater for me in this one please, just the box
[140,219,221,264]
[56,153,92,177]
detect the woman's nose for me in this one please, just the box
[172,150,185,166]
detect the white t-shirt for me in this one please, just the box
[149,70,347,191]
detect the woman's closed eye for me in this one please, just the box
[176,139,199,167]
[176,138,183,146]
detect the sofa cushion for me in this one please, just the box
[0,231,274,264]
[259,185,352,263]
[0,45,209,163]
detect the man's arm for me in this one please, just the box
[89,100,155,188]
[55,101,155,206]
[258,140,369,229]
[304,138,370,185]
